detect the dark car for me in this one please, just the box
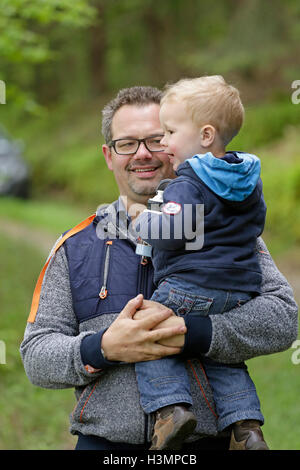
[0,127,30,198]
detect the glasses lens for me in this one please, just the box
[115,139,138,154]
[145,136,164,152]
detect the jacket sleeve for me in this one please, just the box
[136,179,204,251]
[20,243,115,389]
[195,238,298,363]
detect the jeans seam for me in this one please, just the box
[216,388,258,403]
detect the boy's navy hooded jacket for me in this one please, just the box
[136,151,267,294]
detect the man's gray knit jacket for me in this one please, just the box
[20,202,298,445]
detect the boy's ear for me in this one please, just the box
[102,144,113,171]
[200,125,216,147]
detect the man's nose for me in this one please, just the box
[132,141,152,159]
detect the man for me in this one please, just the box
[20,86,298,451]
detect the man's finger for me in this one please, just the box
[118,294,144,319]
[137,307,174,330]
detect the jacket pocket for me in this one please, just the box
[72,379,100,423]
[168,288,213,316]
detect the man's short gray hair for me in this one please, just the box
[101,86,162,144]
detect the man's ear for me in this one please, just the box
[102,144,113,171]
[200,125,216,147]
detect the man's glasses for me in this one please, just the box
[109,135,165,155]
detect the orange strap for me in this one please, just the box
[27,213,96,323]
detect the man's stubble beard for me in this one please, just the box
[128,178,158,197]
[127,165,175,198]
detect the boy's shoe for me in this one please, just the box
[229,420,269,450]
[150,405,197,450]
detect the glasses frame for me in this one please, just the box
[109,135,165,155]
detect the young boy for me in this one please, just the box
[135,75,269,450]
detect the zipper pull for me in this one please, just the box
[99,286,107,299]
[141,256,148,265]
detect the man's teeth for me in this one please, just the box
[132,168,156,172]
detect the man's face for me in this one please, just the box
[103,104,175,207]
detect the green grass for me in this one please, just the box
[0,195,90,235]
[0,232,77,450]
[248,349,300,450]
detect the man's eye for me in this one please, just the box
[119,141,135,148]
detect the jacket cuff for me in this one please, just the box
[80,330,118,370]
[182,316,212,356]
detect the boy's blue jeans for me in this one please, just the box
[135,277,264,432]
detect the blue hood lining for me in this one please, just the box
[187,152,261,202]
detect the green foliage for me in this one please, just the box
[231,100,300,150]
[0,0,96,111]
[0,0,96,57]
[257,127,300,254]
[2,0,300,112]
[0,99,119,205]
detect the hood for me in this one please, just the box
[186,152,261,202]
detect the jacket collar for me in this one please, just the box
[95,197,137,244]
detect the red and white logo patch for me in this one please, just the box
[162,201,182,215]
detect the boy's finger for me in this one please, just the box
[149,324,186,344]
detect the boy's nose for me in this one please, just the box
[160,135,167,147]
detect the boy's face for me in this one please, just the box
[159,100,204,170]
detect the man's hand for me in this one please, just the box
[134,301,186,348]
[101,294,186,363]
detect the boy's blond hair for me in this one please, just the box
[161,75,244,145]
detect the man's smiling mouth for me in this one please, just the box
[130,168,156,172]
[128,166,160,174]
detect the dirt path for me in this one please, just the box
[0,217,58,256]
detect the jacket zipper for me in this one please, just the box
[99,239,152,443]
[138,254,153,298]
[138,254,153,444]
[99,240,113,299]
